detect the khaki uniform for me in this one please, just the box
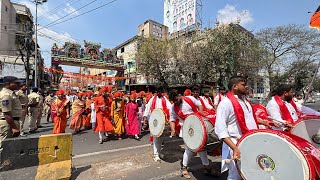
[36,94,44,126]
[44,95,54,115]
[16,90,28,133]
[28,92,40,131]
[0,88,22,148]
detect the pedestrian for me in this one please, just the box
[15,84,28,136]
[52,89,70,134]
[36,90,44,128]
[0,76,22,150]
[137,97,145,135]
[215,76,259,179]
[125,93,140,140]
[143,87,172,162]
[111,92,125,140]
[70,92,85,133]
[94,88,113,144]
[83,92,93,130]
[28,87,40,133]
[44,92,55,123]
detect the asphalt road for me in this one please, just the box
[6,102,320,180]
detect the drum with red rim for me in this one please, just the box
[291,118,320,149]
[149,109,166,137]
[182,114,221,153]
[236,129,320,180]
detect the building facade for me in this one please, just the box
[138,19,168,39]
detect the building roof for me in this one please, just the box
[112,35,139,51]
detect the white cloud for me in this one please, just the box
[63,3,79,15]
[217,4,253,26]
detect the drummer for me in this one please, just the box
[266,84,320,130]
[143,86,172,162]
[215,76,259,180]
[192,86,214,114]
[169,90,216,178]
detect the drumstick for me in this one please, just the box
[267,116,285,125]
[225,158,238,165]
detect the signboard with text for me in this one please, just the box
[164,0,197,33]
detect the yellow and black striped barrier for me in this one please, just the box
[0,133,72,180]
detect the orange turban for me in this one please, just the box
[56,89,65,96]
[184,89,191,96]
[114,92,121,98]
[78,92,84,97]
[99,87,106,94]
[139,91,146,97]
[130,93,138,100]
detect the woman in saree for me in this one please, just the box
[69,92,85,133]
[125,93,140,140]
[111,92,125,140]
[52,89,70,134]
[83,92,93,130]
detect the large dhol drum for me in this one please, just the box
[182,114,221,153]
[291,118,320,149]
[149,108,166,137]
[236,129,320,180]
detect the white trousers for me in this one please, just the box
[182,147,209,167]
[153,136,163,157]
[221,141,242,180]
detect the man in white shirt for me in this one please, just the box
[215,76,259,180]
[169,90,215,178]
[143,87,172,162]
[266,84,320,130]
[192,87,214,112]
[214,87,226,110]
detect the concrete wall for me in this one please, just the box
[0,0,17,56]
[138,20,168,39]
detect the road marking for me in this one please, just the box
[73,138,183,159]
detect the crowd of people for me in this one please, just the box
[1,75,320,179]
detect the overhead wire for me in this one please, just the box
[39,0,99,30]
[40,0,119,29]
[37,0,76,19]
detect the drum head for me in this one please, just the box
[291,119,320,149]
[149,109,166,137]
[182,115,205,152]
[237,131,310,180]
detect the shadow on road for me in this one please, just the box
[161,138,185,163]
[71,165,92,180]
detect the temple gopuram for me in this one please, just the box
[50,41,125,89]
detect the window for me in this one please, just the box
[141,29,144,37]
[121,47,124,53]
[159,27,162,31]
[153,24,156,29]
[4,26,7,30]
[5,6,8,12]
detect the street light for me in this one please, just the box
[33,0,47,88]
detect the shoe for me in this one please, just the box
[29,129,37,133]
[180,167,191,179]
[20,132,27,137]
[153,156,161,162]
[99,139,103,144]
[37,125,43,128]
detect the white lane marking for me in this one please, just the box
[73,138,183,159]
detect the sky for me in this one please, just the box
[12,0,320,72]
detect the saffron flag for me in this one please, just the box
[310,6,320,31]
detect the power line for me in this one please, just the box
[38,0,75,19]
[39,0,99,30]
[40,0,119,29]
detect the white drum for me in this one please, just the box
[291,119,320,149]
[236,130,320,180]
[149,109,166,137]
[182,114,221,153]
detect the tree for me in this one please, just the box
[256,24,320,91]
[136,37,173,89]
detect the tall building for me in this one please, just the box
[0,1,43,86]
[138,19,168,39]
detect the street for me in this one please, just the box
[1,102,319,180]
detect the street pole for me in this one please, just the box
[305,60,320,102]
[34,1,38,88]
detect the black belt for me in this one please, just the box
[1,117,19,121]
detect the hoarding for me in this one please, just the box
[164,0,197,33]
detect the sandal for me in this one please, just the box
[99,139,103,144]
[181,167,191,179]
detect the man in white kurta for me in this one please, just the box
[143,88,172,162]
[192,87,214,112]
[215,77,258,180]
[266,84,320,130]
[169,92,212,178]
[214,87,226,109]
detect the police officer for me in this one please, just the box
[16,84,28,136]
[0,76,23,147]
[36,89,44,128]
[28,87,40,133]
